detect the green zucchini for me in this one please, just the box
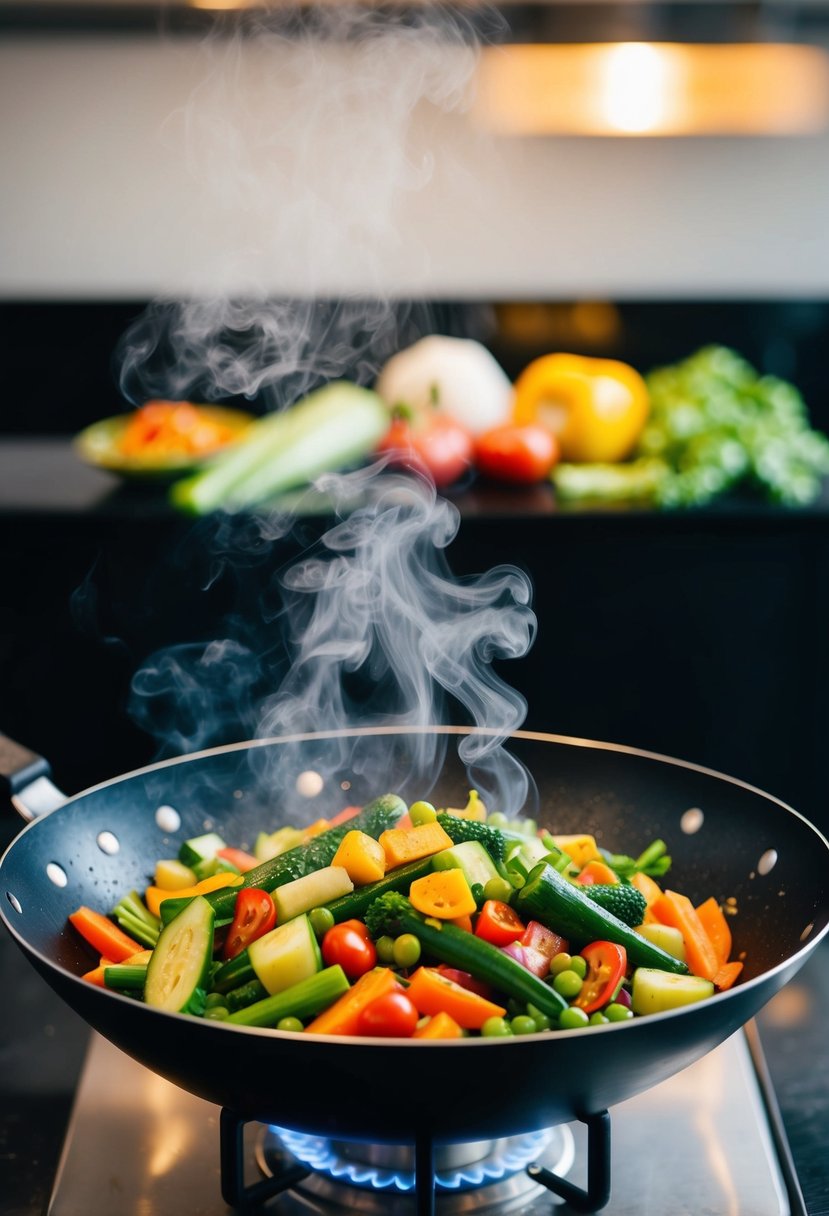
[273,865,353,923]
[325,855,436,923]
[227,965,350,1028]
[248,913,322,995]
[515,864,688,975]
[205,793,407,922]
[631,968,713,1015]
[364,892,567,1021]
[431,841,500,889]
[103,963,148,992]
[170,382,389,515]
[144,895,215,1014]
[225,976,269,1012]
[179,831,227,868]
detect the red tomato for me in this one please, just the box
[222,889,277,961]
[520,920,568,961]
[356,991,419,1037]
[322,923,377,979]
[377,414,473,488]
[474,900,526,947]
[574,941,627,1014]
[474,423,559,484]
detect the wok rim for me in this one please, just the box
[2,724,828,1049]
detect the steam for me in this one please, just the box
[117,3,539,816]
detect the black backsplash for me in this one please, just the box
[3,299,829,435]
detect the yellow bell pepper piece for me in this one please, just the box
[144,871,243,919]
[379,821,454,869]
[513,353,649,463]
[550,833,602,869]
[409,869,477,919]
[331,830,387,886]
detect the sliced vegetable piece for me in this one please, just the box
[406,967,507,1030]
[305,967,400,1036]
[331,831,387,886]
[379,821,454,869]
[413,1011,464,1039]
[713,960,744,991]
[548,834,601,869]
[695,897,733,967]
[217,847,259,874]
[154,859,198,891]
[631,967,715,1015]
[576,860,619,886]
[145,871,243,919]
[69,906,145,963]
[475,900,526,947]
[635,922,686,963]
[321,922,377,979]
[227,965,350,1029]
[409,870,477,920]
[248,914,322,996]
[273,865,354,924]
[651,891,720,981]
[584,884,647,928]
[515,864,688,975]
[574,941,627,1014]
[178,831,227,869]
[520,920,568,962]
[223,888,277,961]
[431,840,500,889]
[144,895,215,1014]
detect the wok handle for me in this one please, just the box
[0,733,67,822]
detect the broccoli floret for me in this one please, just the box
[435,813,509,863]
[363,891,416,941]
[584,884,647,928]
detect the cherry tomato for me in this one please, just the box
[474,423,559,484]
[356,991,419,1038]
[322,923,377,979]
[222,888,277,961]
[377,413,473,488]
[574,941,627,1014]
[474,900,526,947]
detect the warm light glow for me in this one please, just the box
[473,43,829,137]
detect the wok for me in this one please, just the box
[2,725,828,1151]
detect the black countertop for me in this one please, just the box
[1,437,829,1214]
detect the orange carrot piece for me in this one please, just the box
[450,914,474,933]
[69,907,144,963]
[631,871,663,906]
[327,805,363,828]
[305,967,400,1036]
[651,891,720,981]
[81,957,115,986]
[406,967,507,1030]
[576,860,619,886]
[379,822,454,869]
[713,961,743,991]
[413,1011,464,1040]
[695,897,732,967]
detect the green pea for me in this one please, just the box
[552,969,584,1000]
[375,935,396,965]
[549,952,573,976]
[393,933,421,969]
[589,1012,609,1026]
[559,1007,590,1030]
[483,876,514,904]
[205,991,229,1009]
[486,812,508,828]
[481,1016,512,1037]
[526,1002,551,1032]
[204,1005,229,1021]
[409,801,437,825]
[309,906,335,938]
[510,1015,538,1036]
[569,955,588,979]
[605,1003,634,1022]
[276,1016,305,1033]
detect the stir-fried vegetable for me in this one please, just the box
[66,791,745,1038]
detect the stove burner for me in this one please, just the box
[256,1126,575,1214]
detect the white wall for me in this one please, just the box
[2,34,829,299]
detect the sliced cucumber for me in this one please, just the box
[505,837,556,883]
[144,895,215,1014]
[432,840,500,889]
[248,913,322,995]
[635,923,687,963]
[273,866,354,923]
[179,831,227,869]
[631,967,714,1015]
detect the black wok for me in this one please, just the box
[1,726,828,1148]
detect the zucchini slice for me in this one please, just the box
[144,895,214,1014]
[248,913,322,995]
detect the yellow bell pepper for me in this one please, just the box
[144,871,243,919]
[331,830,387,886]
[409,869,477,919]
[512,353,649,463]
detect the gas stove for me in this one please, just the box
[48,1025,796,1216]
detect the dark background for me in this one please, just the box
[2,298,829,834]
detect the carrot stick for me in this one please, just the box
[305,967,399,1036]
[631,871,663,905]
[713,961,743,991]
[651,891,720,981]
[406,966,507,1030]
[695,897,732,967]
[69,907,144,963]
[81,957,115,986]
[413,1011,464,1039]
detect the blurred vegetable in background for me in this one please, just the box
[553,346,829,508]
[376,408,474,488]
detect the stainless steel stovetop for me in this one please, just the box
[48,1026,793,1215]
